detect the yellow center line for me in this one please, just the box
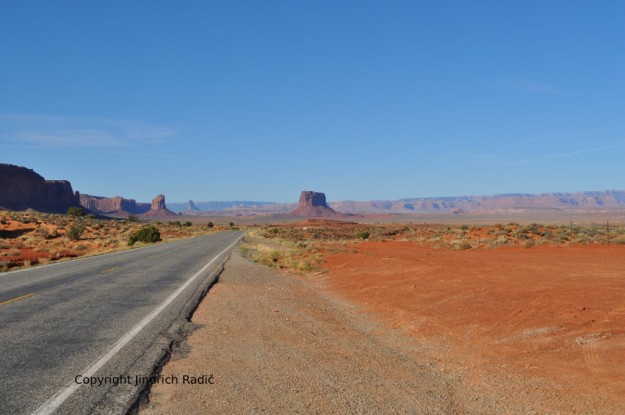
[0,293,35,306]
[101,267,119,274]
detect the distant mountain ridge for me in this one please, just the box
[170,190,625,215]
[331,190,625,214]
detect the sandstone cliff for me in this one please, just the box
[0,164,81,213]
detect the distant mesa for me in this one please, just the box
[80,194,150,215]
[80,193,176,217]
[290,191,343,217]
[0,164,81,213]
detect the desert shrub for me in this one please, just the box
[229,222,235,227]
[127,215,139,222]
[573,234,591,244]
[66,224,85,241]
[452,241,472,250]
[168,221,181,226]
[66,207,84,217]
[36,228,49,239]
[86,213,96,219]
[207,222,214,228]
[128,226,161,246]
[356,231,370,240]
[488,235,508,247]
[183,221,192,227]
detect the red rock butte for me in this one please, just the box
[290,191,342,217]
[143,194,177,217]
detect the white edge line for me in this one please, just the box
[31,233,243,415]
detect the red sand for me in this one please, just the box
[322,242,625,407]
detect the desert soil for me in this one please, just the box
[139,243,625,414]
[322,242,625,414]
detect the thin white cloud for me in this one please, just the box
[105,151,187,159]
[468,140,625,167]
[542,141,625,159]
[495,78,560,95]
[14,131,121,147]
[0,113,177,148]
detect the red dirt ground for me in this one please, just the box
[322,242,625,410]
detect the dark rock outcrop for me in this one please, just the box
[0,164,81,213]
[290,191,341,217]
[142,194,177,217]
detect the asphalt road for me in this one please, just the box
[0,231,243,415]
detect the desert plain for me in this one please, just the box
[2,211,625,413]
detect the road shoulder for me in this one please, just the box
[138,251,462,414]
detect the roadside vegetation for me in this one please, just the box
[128,225,161,246]
[240,220,625,273]
[0,211,228,272]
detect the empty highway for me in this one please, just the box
[0,231,243,415]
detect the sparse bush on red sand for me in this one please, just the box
[66,224,85,241]
[128,226,162,246]
[0,211,220,271]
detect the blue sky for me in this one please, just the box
[2,1,624,203]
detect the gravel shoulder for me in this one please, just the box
[138,251,466,414]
